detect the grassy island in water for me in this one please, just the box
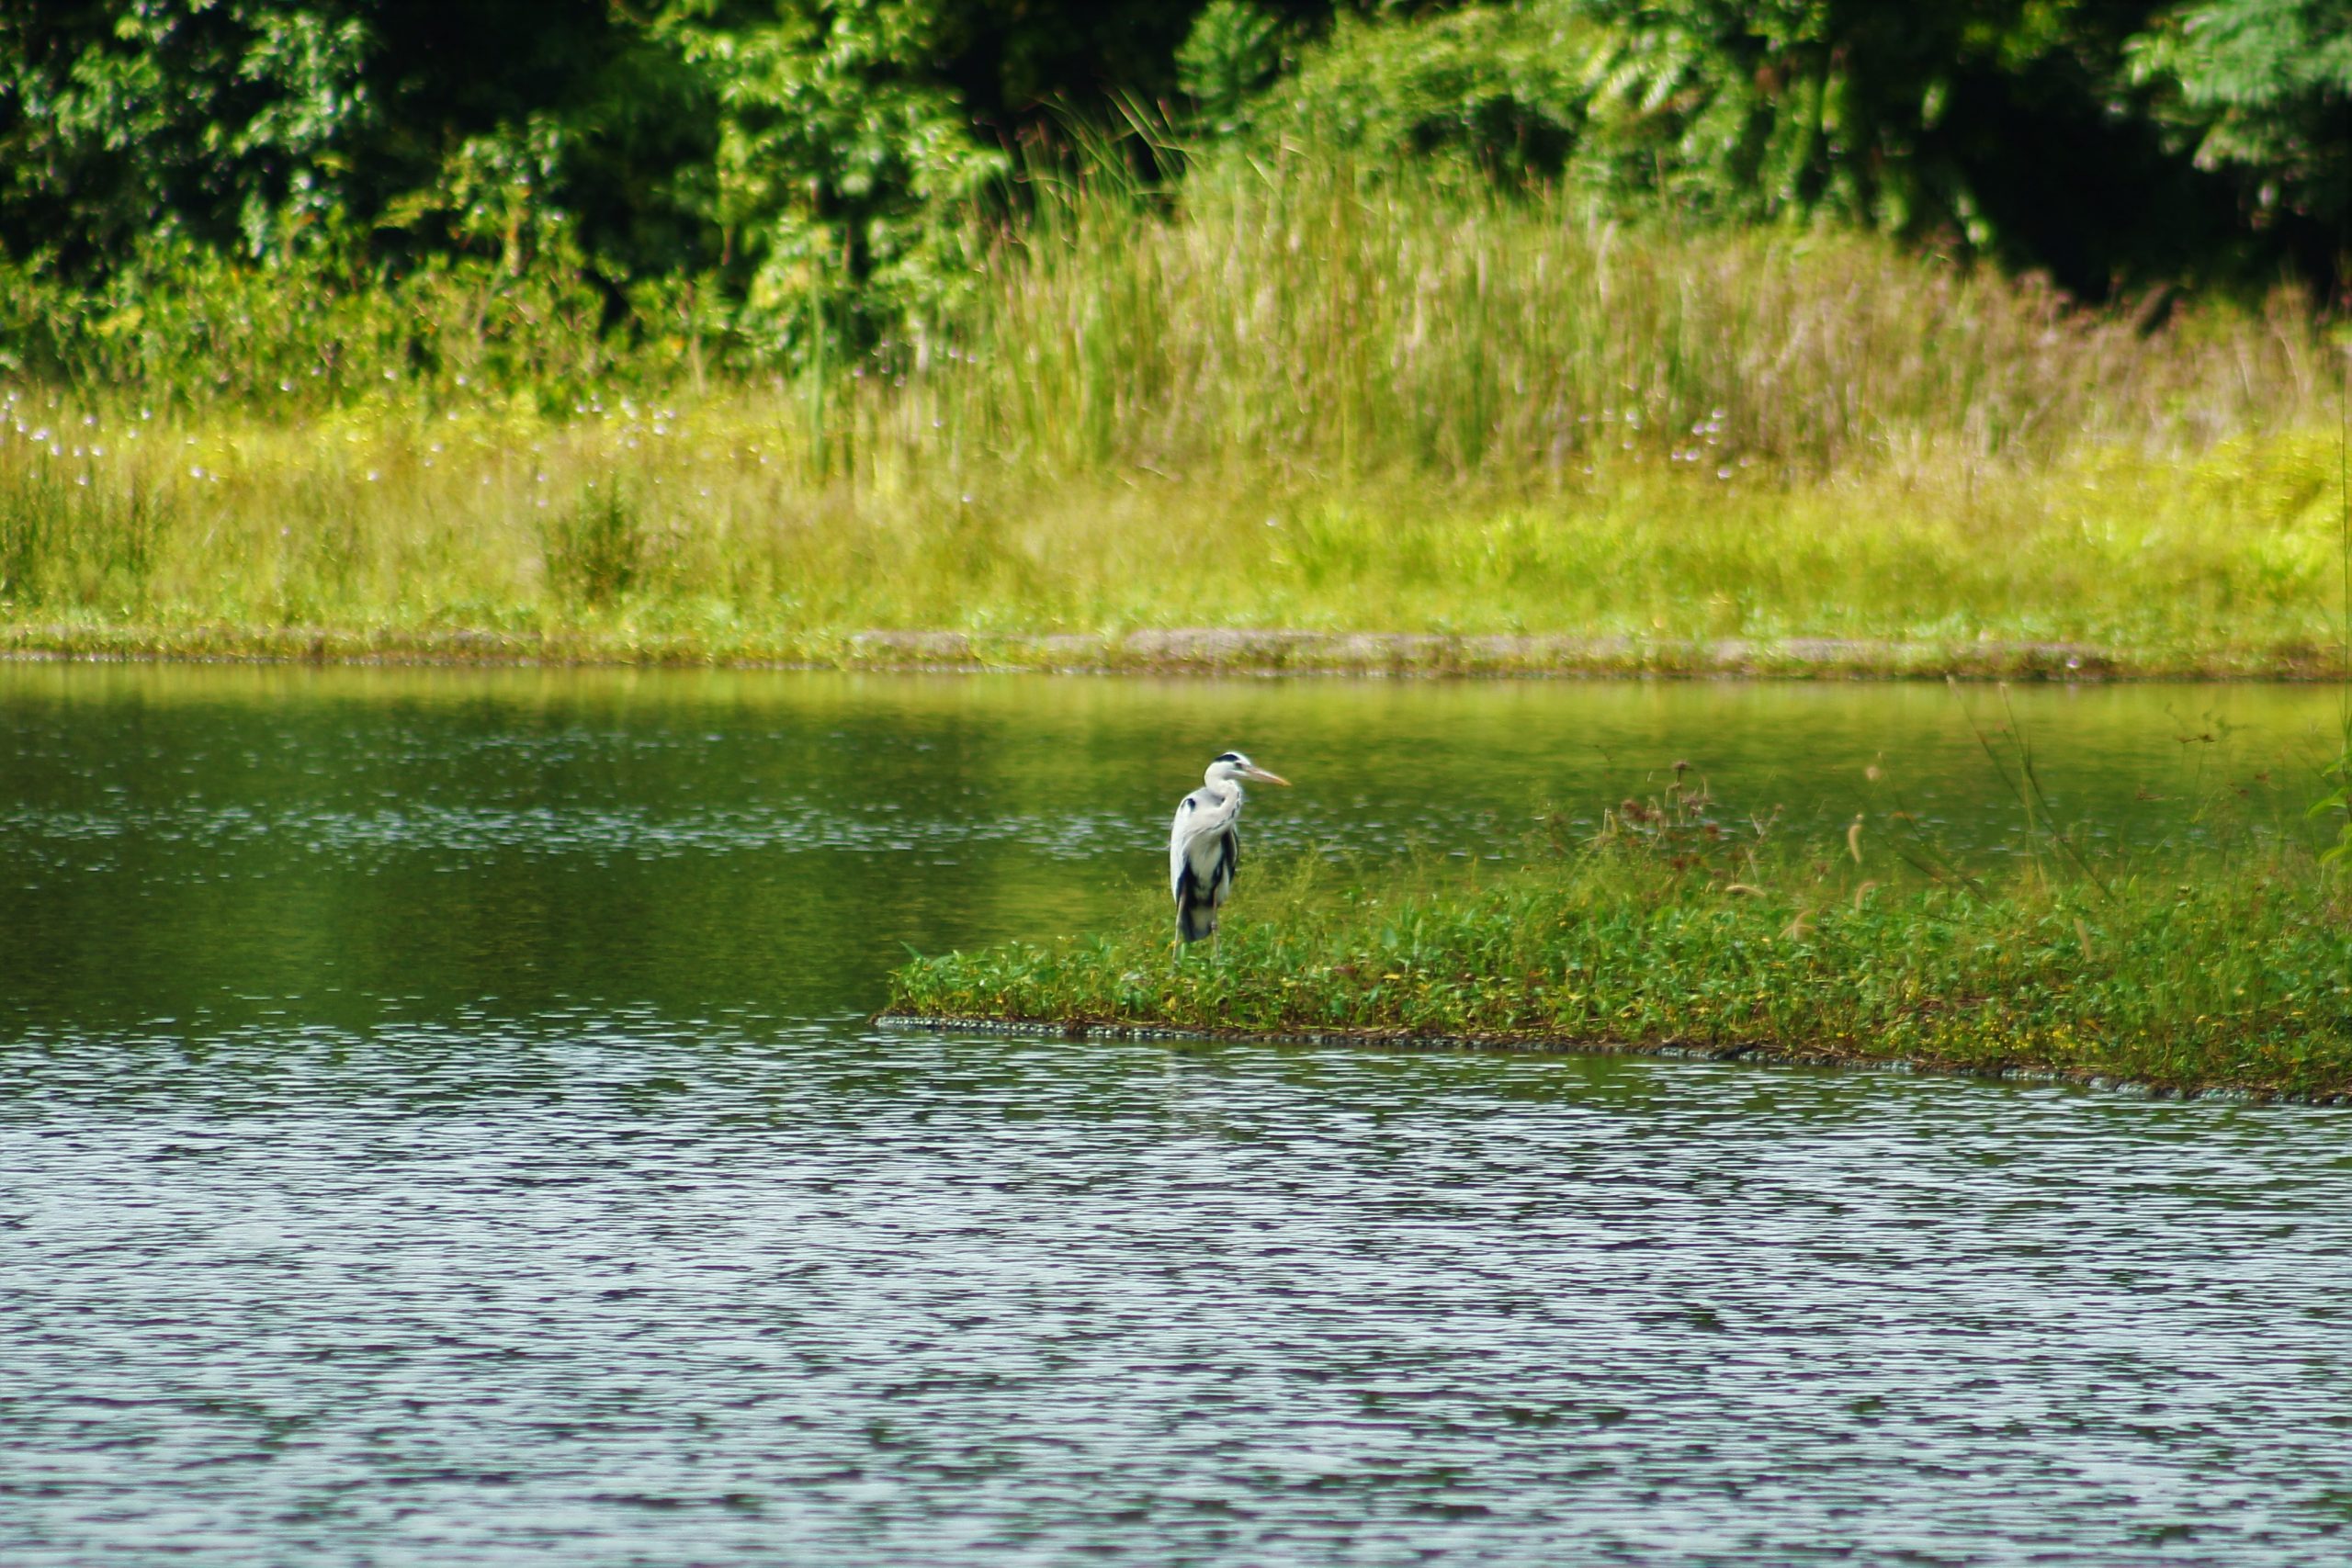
[888,857,2352,1101]
[888,773,2352,1101]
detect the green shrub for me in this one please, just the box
[1177,1,1298,137]
[544,483,644,608]
[1248,4,1598,186]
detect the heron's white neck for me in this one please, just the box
[1203,767,1246,798]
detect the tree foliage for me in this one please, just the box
[2130,0,2352,238]
[1255,0,2332,297]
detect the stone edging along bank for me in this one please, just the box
[4,624,2344,678]
[844,629,2247,678]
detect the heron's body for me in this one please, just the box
[1170,752,1288,950]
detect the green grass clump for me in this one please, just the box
[888,842,2352,1100]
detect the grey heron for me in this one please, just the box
[1170,750,1290,954]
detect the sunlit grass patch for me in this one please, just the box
[0,396,2344,670]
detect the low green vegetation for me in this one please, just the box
[888,786,2352,1100]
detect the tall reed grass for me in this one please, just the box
[952,153,2330,479]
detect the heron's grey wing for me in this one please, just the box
[1171,787,1239,901]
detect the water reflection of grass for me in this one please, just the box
[1,160,2346,672]
[888,805,2352,1100]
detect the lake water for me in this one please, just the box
[4,664,2350,1565]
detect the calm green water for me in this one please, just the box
[4,664,2350,1565]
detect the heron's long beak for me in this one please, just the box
[1246,766,1291,786]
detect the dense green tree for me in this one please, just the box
[0,1,375,268]
[2130,0,2352,277]
[1256,0,2295,298]
[0,1,716,278]
[1558,0,2310,293]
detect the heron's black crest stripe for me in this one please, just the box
[1215,751,1242,763]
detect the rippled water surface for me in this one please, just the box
[5,665,2350,1565]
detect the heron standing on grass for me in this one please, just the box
[1170,751,1290,956]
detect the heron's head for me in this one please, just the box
[1206,750,1290,788]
